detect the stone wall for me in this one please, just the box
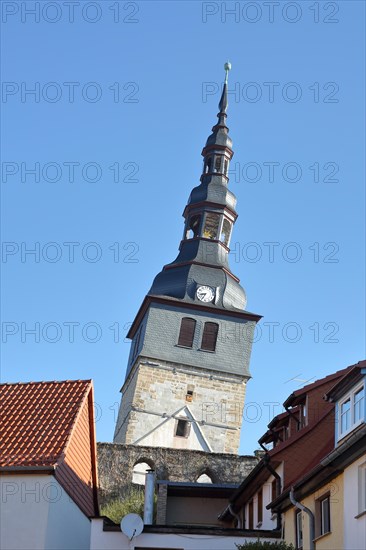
[113,358,247,454]
[97,442,258,505]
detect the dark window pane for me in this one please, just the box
[178,318,196,347]
[175,419,190,438]
[201,322,219,351]
[248,500,253,529]
[271,479,277,501]
[257,488,263,522]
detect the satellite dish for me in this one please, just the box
[120,513,144,540]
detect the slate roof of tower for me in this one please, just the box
[0,379,92,467]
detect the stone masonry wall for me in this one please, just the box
[97,442,258,505]
[113,358,247,454]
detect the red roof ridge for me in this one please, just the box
[0,379,92,387]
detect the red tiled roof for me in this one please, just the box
[0,380,92,468]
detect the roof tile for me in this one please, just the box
[0,380,91,468]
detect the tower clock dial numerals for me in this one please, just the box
[196,285,215,303]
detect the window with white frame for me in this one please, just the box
[338,383,365,439]
[316,494,331,537]
[295,510,303,549]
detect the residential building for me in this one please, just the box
[0,379,98,550]
[273,360,366,550]
[219,365,353,534]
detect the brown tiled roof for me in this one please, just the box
[324,360,366,402]
[0,379,92,468]
[283,365,352,407]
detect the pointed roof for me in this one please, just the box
[0,379,92,467]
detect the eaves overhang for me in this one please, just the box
[267,423,366,513]
[127,294,262,339]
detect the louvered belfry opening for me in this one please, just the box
[201,322,219,351]
[178,317,196,347]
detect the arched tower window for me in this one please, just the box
[220,218,232,247]
[201,322,219,352]
[185,214,201,239]
[178,317,196,348]
[132,461,154,485]
[224,158,229,175]
[205,157,213,174]
[203,213,220,240]
[196,472,214,483]
[214,155,222,173]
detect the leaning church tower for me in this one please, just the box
[114,64,261,455]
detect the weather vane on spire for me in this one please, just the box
[224,61,231,84]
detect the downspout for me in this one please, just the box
[228,504,242,529]
[263,454,282,530]
[289,487,315,550]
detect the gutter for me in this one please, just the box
[228,504,242,529]
[289,487,315,550]
[321,423,366,466]
[263,454,282,530]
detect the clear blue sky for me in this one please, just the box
[1,1,365,455]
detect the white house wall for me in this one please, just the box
[344,456,366,550]
[0,474,90,550]
[90,518,280,550]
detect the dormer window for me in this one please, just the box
[338,382,365,440]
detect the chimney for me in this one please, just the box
[143,469,155,525]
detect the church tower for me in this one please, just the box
[114,64,261,454]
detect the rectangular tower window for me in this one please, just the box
[201,322,219,352]
[177,318,196,348]
[220,218,232,247]
[186,385,194,402]
[203,213,220,240]
[175,418,190,438]
[214,155,222,172]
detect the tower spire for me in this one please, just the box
[218,61,231,114]
[148,63,248,312]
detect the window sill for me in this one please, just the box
[175,344,193,350]
[314,531,331,542]
[355,510,366,520]
[198,348,216,354]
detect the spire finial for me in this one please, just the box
[218,61,231,114]
[224,61,231,84]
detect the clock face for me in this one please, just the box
[196,285,215,303]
